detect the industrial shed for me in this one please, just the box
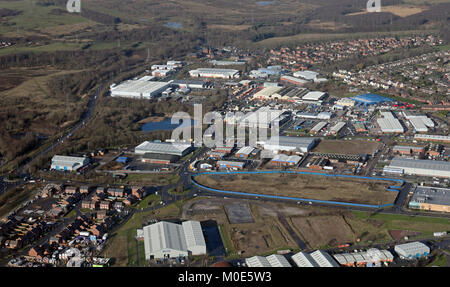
[235,146,255,159]
[135,141,193,157]
[291,252,319,267]
[394,242,430,259]
[143,221,206,260]
[377,111,404,133]
[270,154,301,166]
[141,153,180,165]
[110,77,170,99]
[266,254,292,267]
[310,250,340,267]
[388,157,450,178]
[216,161,246,170]
[263,136,317,153]
[51,156,89,172]
[245,255,291,267]
[414,134,450,143]
[245,256,272,267]
[189,68,240,79]
[408,186,450,213]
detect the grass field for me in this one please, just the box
[195,173,398,205]
[133,193,161,210]
[313,140,381,155]
[351,211,450,238]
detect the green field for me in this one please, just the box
[352,211,450,238]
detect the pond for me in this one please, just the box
[164,22,184,29]
[256,1,274,6]
[141,118,195,132]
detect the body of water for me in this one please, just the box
[141,118,195,132]
[164,22,184,29]
[256,1,274,6]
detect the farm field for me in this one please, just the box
[312,140,381,155]
[194,173,398,205]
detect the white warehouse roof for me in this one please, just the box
[377,111,404,133]
[245,256,272,267]
[246,255,291,267]
[292,252,319,267]
[293,70,319,80]
[266,254,292,267]
[135,141,192,156]
[394,242,430,258]
[236,146,255,155]
[110,78,170,99]
[302,91,327,101]
[310,250,339,267]
[388,157,450,178]
[143,221,206,260]
[263,136,317,153]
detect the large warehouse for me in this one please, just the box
[252,86,283,100]
[135,141,193,157]
[377,111,404,133]
[291,252,319,267]
[51,155,89,172]
[333,249,394,267]
[245,255,291,267]
[408,186,450,213]
[387,157,450,178]
[143,221,206,260]
[414,134,450,143]
[110,77,170,99]
[262,136,317,153]
[189,68,240,79]
[310,250,340,267]
[394,242,430,259]
[238,107,287,129]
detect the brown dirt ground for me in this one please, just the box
[289,215,355,248]
[312,140,381,155]
[195,173,397,205]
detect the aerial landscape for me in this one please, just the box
[0,0,449,273]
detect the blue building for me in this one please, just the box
[350,93,394,105]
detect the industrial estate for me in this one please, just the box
[0,0,448,271]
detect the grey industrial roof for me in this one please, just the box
[143,220,205,255]
[410,186,450,206]
[291,252,319,267]
[135,141,192,155]
[265,136,317,147]
[389,157,450,172]
[111,80,169,94]
[395,242,430,256]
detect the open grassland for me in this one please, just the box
[195,173,398,205]
[313,140,381,155]
[351,211,450,239]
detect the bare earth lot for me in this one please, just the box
[195,173,397,205]
[312,140,381,155]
